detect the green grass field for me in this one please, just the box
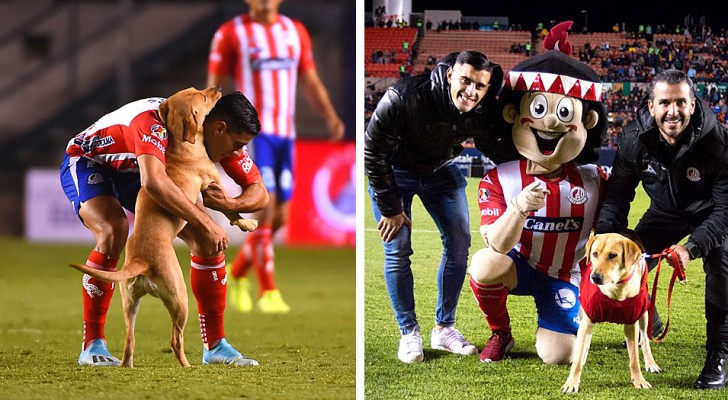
[365,177,721,399]
[0,238,354,400]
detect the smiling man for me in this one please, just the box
[596,69,728,389]
[365,50,504,363]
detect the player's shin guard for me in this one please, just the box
[191,254,227,350]
[82,250,119,349]
[469,277,511,332]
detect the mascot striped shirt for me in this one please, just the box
[208,14,316,139]
[478,159,606,286]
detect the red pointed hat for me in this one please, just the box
[504,21,602,101]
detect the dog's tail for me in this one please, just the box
[69,261,146,283]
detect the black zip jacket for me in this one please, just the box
[596,97,728,256]
[364,53,507,217]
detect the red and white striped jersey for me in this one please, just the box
[478,160,606,286]
[66,98,168,171]
[208,14,316,139]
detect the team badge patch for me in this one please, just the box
[554,287,577,309]
[568,186,587,205]
[478,188,490,203]
[87,173,104,185]
[686,167,701,182]
[150,124,168,140]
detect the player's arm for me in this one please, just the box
[299,68,344,141]
[202,181,268,214]
[137,154,228,252]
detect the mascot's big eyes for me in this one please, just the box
[556,97,575,122]
[529,94,548,118]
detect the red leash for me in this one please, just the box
[645,248,687,342]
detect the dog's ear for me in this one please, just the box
[622,237,643,267]
[182,111,198,144]
[158,100,169,125]
[585,235,598,264]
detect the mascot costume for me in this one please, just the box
[468,21,608,364]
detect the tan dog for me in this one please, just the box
[70,87,256,367]
[561,233,661,393]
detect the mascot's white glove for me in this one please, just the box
[510,181,549,217]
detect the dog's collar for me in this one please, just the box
[616,266,636,285]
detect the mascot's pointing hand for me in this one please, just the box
[511,181,550,216]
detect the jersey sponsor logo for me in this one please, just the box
[523,216,583,232]
[240,157,253,173]
[480,208,501,217]
[568,186,588,205]
[87,173,104,185]
[686,167,701,182]
[251,57,296,71]
[141,134,166,155]
[478,188,490,203]
[554,287,577,309]
[79,135,115,154]
[150,124,167,140]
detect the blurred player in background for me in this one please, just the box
[60,92,268,366]
[208,0,345,314]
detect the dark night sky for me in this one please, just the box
[365,1,727,33]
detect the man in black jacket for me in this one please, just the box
[596,69,728,389]
[365,50,505,363]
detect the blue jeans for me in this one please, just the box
[369,162,470,334]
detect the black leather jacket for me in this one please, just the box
[364,54,505,217]
[596,97,728,256]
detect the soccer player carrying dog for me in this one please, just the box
[60,91,268,366]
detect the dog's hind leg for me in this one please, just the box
[120,278,144,368]
[624,322,651,388]
[638,311,662,373]
[158,259,191,367]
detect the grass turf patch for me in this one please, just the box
[0,238,354,400]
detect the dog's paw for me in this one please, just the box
[561,379,580,393]
[631,376,652,389]
[645,363,662,374]
[231,218,258,232]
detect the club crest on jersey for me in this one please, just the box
[87,173,104,185]
[478,188,490,203]
[150,124,167,140]
[568,186,587,205]
[686,167,701,182]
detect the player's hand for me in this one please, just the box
[327,115,345,141]
[377,212,412,243]
[511,181,550,215]
[199,220,229,255]
[202,182,232,212]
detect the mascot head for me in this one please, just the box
[499,21,607,175]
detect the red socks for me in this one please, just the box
[190,254,227,350]
[230,226,277,296]
[82,250,119,349]
[469,276,511,332]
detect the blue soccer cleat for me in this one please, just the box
[202,338,259,366]
[78,338,121,366]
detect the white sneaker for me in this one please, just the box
[431,326,478,355]
[398,327,424,363]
